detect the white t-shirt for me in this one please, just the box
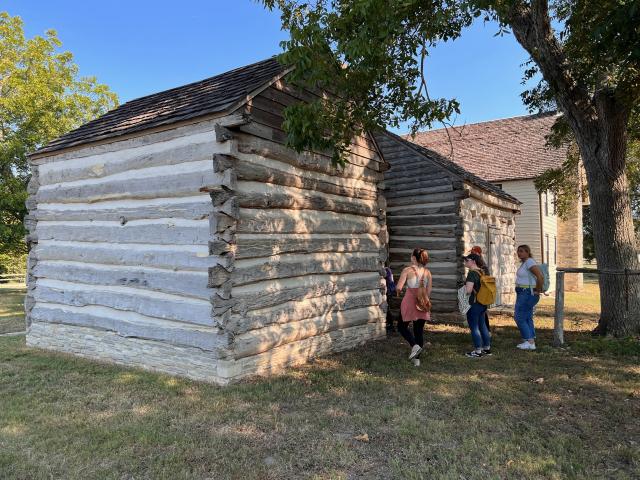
[516,258,537,286]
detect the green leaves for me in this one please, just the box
[264,0,472,162]
[0,12,118,256]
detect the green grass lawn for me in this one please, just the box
[0,282,26,334]
[1,284,639,479]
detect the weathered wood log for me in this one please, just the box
[31,303,228,353]
[388,262,458,276]
[246,103,381,170]
[219,233,381,259]
[386,190,469,207]
[30,114,243,164]
[216,322,384,380]
[384,184,454,199]
[235,133,382,182]
[389,237,457,250]
[389,250,458,263]
[387,214,459,227]
[35,195,213,222]
[232,155,378,200]
[237,208,381,234]
[27,322,229,383]
[33,261,211,300]
[214,124,235,142]
[254,86,381,155]
[236,181,378,217]
[385,204,457,216]
[36,219,210,245]
[36,161,233,204]
[382,177,452,191]
[216,272,381,315]
[384,163,449,180]
[34,279,213,326]
[38,136,226,186]
[35,241,224,270]
[232,305,381,358]
[210,252,380,287]
[226,288,382,334]
[387,226,461,238]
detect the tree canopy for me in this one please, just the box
[0,12,118,256]
[263,0,640,335]
[262,0,640,160]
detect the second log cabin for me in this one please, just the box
[375,132,521,321]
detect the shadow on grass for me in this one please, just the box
[1,320,639,480]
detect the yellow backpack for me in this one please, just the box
[473,269,497,306]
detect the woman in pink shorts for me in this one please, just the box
[395,248,432,367]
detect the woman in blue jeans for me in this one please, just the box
[514,245,545,350]
[462,253,491,358]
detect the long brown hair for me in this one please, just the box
[412,248,429,266]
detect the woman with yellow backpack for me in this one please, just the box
[462,253,493,358]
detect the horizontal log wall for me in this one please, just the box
[27,82,388,384]
[206,84,387,376]
[374,133,463,316]
[26,118,237,371]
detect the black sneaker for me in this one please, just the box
[465,350,484,358]
[482,348,493,356]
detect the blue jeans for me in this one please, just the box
[514,287,540,340]
[467,302,490,349]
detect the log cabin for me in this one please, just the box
[374,132,521,321]
[25,58,388,384]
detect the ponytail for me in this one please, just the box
[412,248,429,266]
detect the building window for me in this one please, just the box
[545,234,550,264]
[544,192,549,217]
[554,235,557,265]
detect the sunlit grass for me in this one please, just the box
[0,283,26,334]
[1,282,638,478]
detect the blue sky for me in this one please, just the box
[4,1,534,133]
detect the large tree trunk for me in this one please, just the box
[506,0,640,336]
[573,115,640,336]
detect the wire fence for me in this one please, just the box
[554,267,640,346]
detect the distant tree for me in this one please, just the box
[262,0,640,336]
[0,12,118,256]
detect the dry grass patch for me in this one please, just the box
[0,282,26,334]
[1,282,639,479]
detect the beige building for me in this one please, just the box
[408,113,583,292]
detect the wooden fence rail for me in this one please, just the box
[553,267,640,346]
[0,273,26,284]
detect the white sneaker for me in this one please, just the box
[517,342,536,350]
[409,344,423,359]
[412,358,420,367]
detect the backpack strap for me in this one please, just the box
[410,266,426,287]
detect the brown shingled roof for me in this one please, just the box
[34,57,288,156]
[405,112,567,182]
[376,130,521,206]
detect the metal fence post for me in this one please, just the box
[553,270,565,347]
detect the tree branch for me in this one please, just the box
[506,0,594,127]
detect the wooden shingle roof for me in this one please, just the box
[34,57,288,156]
[406,112,567,182]
[377,130,521,206]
